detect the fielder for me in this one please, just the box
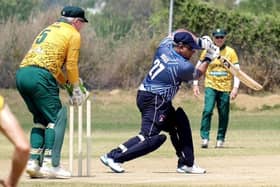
[15,6,89,178]
[0,95,30,187]
[193,28,240,148]
[100,29,219,174]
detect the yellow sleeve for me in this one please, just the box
[56,70,67,85]
[19,22,80,85]
[66,32,81,85]
[229,48,239,65]
[0,95,5,111]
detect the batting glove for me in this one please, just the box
[203,45,220,63]
[199,36,213,50]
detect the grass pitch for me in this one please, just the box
[0,89,280,187]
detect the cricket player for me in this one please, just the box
[100,29,219,174]
[15,6,89,178]
[0,95,30,187]
[193,28,240,148]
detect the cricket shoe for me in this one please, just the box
[48,166,71,179]
[215,140,224,148]
[201,139,209,149]
[40,158,71,179]
[26,159,44,178]
[177,164,206,174]
[100,154,124,173]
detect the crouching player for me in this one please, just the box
[100,29,219,174]
[15,6,89,179]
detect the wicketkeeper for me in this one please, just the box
[15,6,89,179]
[100,29,219,174]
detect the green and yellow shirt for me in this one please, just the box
[20,20,81,84]
[200,46,239,92]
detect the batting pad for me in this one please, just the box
[174,107,194,166]
[52,106,67,167]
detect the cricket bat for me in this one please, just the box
[218,56,263,91]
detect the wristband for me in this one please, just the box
[193,80,198,86]
[202,57,212,64]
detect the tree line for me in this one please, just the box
[0,0,279,92]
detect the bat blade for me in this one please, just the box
[218,56,263,91]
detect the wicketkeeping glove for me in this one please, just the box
[64,82,73,96]
[70,87,88,106]
[68,78,90,106]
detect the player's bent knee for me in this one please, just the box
[145,134,167,153]
[16,143,30,156]
[115,134,167,163]
[155,134,167,145]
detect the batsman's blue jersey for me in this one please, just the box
[139,37,195,101]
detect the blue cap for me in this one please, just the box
[174,32,201,49]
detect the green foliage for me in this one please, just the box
[37,0,98,9]
[0,1,161,89]
[91,0,158,40]
[173,0,280,91]
[148,6,169,35]
[198,0,238,9]
[0,0,280,91]
[0,7,60,88]
[92,12,133,40]
[237,0,280,16]
[0,0,43,22]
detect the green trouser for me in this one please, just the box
[200,87,230,141]
[16,66,62,165]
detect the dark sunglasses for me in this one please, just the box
[77,18,85,23]
[215,36,224,39]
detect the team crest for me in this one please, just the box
[159,114,166,122]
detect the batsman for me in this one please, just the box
[15,6,89,179]
[100,29,219,174]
